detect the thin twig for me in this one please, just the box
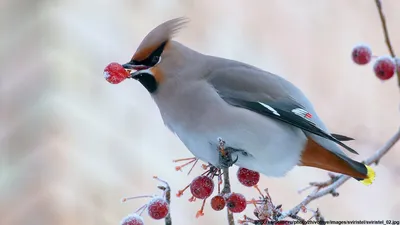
[222,168,235,225]
[278,128,400,220]
[374,0,400,85]
[217,137,235,225]
[375,0,395,57]
[314,209,326,225]
[158,183,172,225]
[276,2,400,220]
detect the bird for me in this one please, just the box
[122,17,375,185]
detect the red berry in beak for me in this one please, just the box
[147,197,169,220]
[373,56,396,80]
[190,176,214,199]
[226,192,247,213]
[210,195,226,211]
[237,167,260,187]
[120,214,144,225]
[351,44,372,65]
[104,62,130,84]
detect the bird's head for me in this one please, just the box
[123,17,190,93]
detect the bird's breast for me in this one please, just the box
[153,82,307,176]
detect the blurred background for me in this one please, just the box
[1,0,400,224]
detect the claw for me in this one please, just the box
[218,148,240,168]
[217,138,245,168]
[232,155,239,164]
[219,155,233,168]
[225,147,245,155]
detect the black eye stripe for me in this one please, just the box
[150,41,167,59]
[133,41,167,67]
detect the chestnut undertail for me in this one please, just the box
[299,138,375,186]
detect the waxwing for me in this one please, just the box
[122,17,375,185]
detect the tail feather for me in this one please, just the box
[331,133,354,142]
[354,165,375,185]
[299,138,375,185]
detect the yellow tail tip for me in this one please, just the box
[360,165,375,185]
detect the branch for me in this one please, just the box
[277,1,400,220]
[221,168,235,225]
[217,137,236,225]
[157,181,172,225]
[374,0,400,85]
[278,128,400,220]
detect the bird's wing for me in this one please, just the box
[223,97,358,154]
[206,62,358,155]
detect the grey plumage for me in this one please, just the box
[147,44,350,176]
[124,18,374,183]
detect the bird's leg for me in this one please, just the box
[217,138,246,168]
[219,147,244,168]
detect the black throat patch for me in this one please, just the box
[134,73,158,93]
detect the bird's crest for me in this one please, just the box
[132,17,189,61]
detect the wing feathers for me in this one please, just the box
[224,97,359,155]
[331,133,354,141]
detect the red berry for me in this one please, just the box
[351,44,372,65]
[373,56,396,80]
[120,214,144,225]
[104,62,129,84]
[147,197,169,220]
[275,221,291,225]
[237,167,260,187]
[226,192,247,213]
[210,195,226,211]
[190,176,214,199]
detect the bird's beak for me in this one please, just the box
[128,68,154,80]
[122,63,150,71]
[122,63,136,70]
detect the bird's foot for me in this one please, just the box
[217,138,245,168]
[218,147,244,168]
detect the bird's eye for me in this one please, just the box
[151,56,160,64]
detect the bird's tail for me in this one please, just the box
[354,164,375,185]
[299,138,376,185]
[335,153,376,185]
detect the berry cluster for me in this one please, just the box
[172,155,263,217]
[172,156,297,224]
[120,177,170,225]
[120,139,300,224]
[351,44,399,80]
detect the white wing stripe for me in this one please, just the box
[258,102,280,116]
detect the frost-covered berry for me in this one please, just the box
[237,167,260,187]
[351,44,372,65]
[190,176,214,199]
[226,192,247,213]
[373,56,396,80]
[210,195,226,211]
[120,214,144,225]
[147,197,169,220]
[104,62,130,84]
